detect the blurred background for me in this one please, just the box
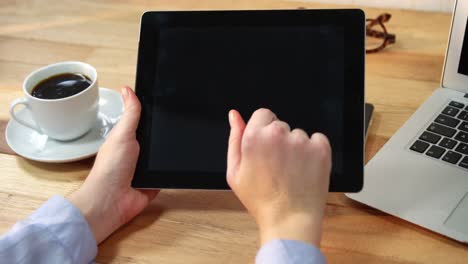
[295,0,455,12]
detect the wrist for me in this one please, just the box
[258,212,324,247]
[67,186,118,244]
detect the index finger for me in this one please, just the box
[244,108,277,132]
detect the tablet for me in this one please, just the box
[132,9,365,191]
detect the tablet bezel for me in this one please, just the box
[132,9,365,191]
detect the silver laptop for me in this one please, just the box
[347,0,468,243]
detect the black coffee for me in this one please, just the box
[31,73,92,100]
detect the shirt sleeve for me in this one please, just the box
[0,195,97,264]
[256,239,326,264]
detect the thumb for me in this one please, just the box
[118,86,141,134]
[227,110,246,186]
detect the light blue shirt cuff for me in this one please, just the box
[256,239,326,264]
[10,195,97,263]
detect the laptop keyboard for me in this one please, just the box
[410,100,468,170]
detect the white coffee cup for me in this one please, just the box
[9,61,99,141]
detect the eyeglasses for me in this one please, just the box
[366,13,396,53]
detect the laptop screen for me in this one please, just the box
[442,1,468,91]
[458,18,468,75]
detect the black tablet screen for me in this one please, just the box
[149,25,345,175]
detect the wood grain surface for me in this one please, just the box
[0,119,13,155]
[1,0,467,263]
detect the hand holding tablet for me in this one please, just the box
[67,86,333,247]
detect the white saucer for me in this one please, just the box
[5,88,123,163]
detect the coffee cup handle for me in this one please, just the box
[9,98,41,132]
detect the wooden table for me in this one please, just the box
[1,0,467,263]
